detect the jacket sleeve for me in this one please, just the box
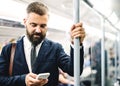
[70,45,84,76]
[57,43,84,76]
[0,44,26,86]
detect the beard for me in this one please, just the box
[26,29,46,46]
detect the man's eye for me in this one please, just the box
[40,24,46,28]
[31,23,37,27]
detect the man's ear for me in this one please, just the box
[23,18,27,27]
[23,18,26,24]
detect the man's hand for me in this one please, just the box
[25,73,48,86]
[70,22,85,45]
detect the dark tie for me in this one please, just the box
[31,45,36,69]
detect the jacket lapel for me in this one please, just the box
[13,38,29,74]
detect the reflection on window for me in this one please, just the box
[0,18,24,28]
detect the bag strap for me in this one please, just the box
[9,43,16,76]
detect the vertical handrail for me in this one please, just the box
[118,32,120,76]
[73,0,81,86]
[101,18,105,86]
[114,35,117,82]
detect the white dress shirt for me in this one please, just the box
[23,35,43,72]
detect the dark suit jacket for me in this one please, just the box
[0,37,84,86]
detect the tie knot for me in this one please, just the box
[32,44,36,48]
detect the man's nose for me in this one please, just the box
[35,26,42,33]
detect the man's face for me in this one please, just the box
[24,13,48,45]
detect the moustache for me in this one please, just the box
[33,33,41,36]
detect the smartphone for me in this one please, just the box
[36,73,50,80]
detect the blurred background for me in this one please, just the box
[0,0,120,86]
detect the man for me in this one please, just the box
[0,1,85,86]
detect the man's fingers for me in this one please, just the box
[74,22,83,27]
[71,28,85,38]
[35,79,48,86]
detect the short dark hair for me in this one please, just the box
[27,2,49,15]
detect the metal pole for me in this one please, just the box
[114,34,118,82]
[101,18,105,86]
[118,32,120,76]
[73,0,80,86]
